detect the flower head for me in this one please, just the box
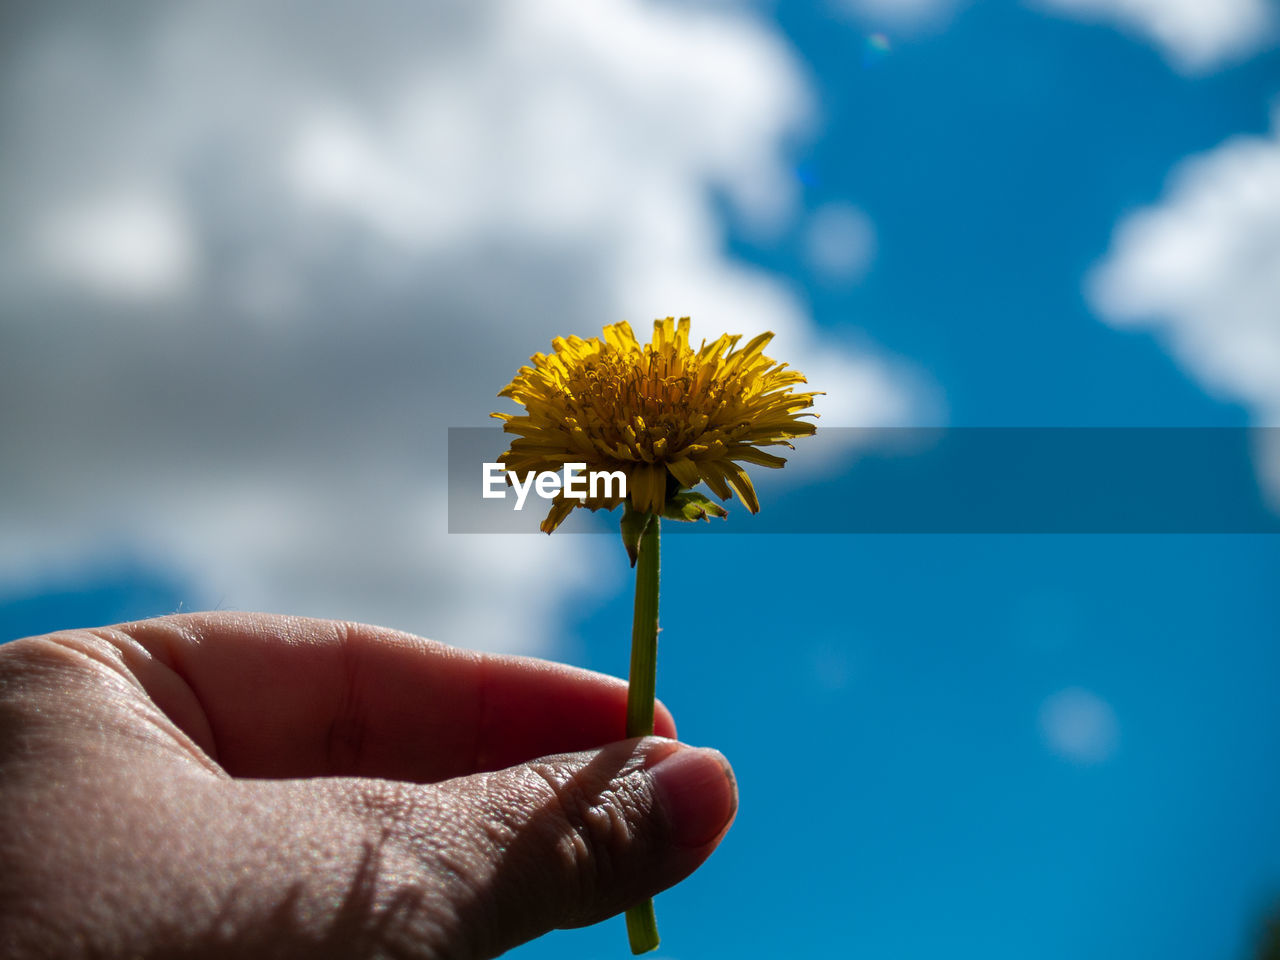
[492,316,819,533]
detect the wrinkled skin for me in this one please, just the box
[0,613,736,959]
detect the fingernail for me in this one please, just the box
[646,746,737,848]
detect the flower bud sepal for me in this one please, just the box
[620,501,656,568]
[661,489,729,524]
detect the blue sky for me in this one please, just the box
[2,1,1279,957]
[772,1,1279,428]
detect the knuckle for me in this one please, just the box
[338,778,467,871]
[2,632,101,677]
[1,630,136,695]
[0,634,115,727]
[331,778,497,956]
[341,778,433,836]
[518,761,647,904]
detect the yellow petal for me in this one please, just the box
[666,457,703,489]
[540,499,577,534]
[630,463,666,514]
[730,446,788,469]
[720,460,760,513]
[696,460,734,502]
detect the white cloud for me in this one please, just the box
[1032,0,1276,73]
[1088,109,1280,503]
[832,0,1275,73]
[33,190,197,302]
[0,0,922,655]
[1039,687,1119,764]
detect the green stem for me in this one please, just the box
[626,515,660,740]
[624,514,660,954]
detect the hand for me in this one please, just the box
[0,613,737,959]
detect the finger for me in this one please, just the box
[6,738,734,960]
[340,737,738,958]
[83,612,677,781]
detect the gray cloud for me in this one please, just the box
[1,0,922,652]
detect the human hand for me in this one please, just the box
[0,613,736,959]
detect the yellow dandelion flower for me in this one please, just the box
[492,316,820,533]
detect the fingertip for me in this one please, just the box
[437,737,737,949]
[653,699,678,740]
[645,745,737,850]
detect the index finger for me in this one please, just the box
[91,612,677,782]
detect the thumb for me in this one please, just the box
[420,736,737,957]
